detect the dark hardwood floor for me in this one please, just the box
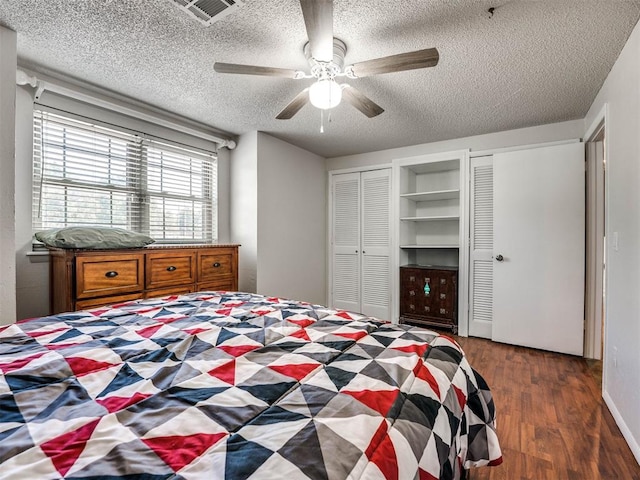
[454,336,640,480]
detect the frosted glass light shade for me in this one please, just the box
[309,79,342,109]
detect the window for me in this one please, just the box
[33,110,217,242]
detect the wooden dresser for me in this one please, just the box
[399,265,458,333]
[49,244,239,314]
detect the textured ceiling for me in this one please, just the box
[1,0,639,158]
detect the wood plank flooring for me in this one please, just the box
[454,336,640,480]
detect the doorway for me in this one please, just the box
[585,122,606,360]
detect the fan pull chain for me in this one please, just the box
[319,109,333,133]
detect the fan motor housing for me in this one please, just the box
[304,38,347,77]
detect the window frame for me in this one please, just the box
[32,109,218,244]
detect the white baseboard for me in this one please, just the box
[603,390,640,465]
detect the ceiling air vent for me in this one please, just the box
[170,0,245,26]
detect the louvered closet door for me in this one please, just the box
[331,172,361,312]
[360,169,391,320]
[468,157,494,339]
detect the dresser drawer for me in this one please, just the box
[198,249,235,282]
[429,272,456,319]
[401,268,440,315]
[76,292,144,310]
[197,280,234,292]
[145,285,194,299]
[76,254,144,299]
[146,251,196,289]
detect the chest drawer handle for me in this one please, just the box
[166,266,177,272]
[105,271,118,278]
[213,262,221,268]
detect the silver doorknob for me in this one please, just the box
[495,254,504,262]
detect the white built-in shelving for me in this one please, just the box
[399,189,460,202]
[400,215,460,222]
[399,244,460,249]
[392,150,469,329]
[397,157,462,254]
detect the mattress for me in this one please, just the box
[0,291,502,479]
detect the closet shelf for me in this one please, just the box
[400,189,460,202]
[400,215,460,222]
[406,159,459,174]
[400,244,459,249]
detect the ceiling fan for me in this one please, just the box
[213,0,439,120]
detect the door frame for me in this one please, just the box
[584,103,609,361]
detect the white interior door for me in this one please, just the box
[331,172,361,312]
[360,169,391,319]
[468,156,494,339]
[492,143,585,355]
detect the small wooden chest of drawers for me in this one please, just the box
[399,265,458,333]
[49,244,239,314]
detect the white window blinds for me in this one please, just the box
[33,110,217,243]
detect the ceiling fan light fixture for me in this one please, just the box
[309,79,342,109]
[213,2,438,120]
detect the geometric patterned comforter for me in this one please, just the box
[0,291,502,479]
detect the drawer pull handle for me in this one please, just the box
[213,262,221,268]
[105,271,118,278]
[166,266,177,272]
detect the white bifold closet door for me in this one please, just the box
[332,172,361,313]
[360,169,391,319]
[468,157,494,339]
[331,169,391,319]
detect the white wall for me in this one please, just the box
[230,131,258,293]
[256,132,326,305]
[0,26,17,325]
[15,86,49,320]
[217,147,231,243]
[230,132,327,304]
[585,20,640,463]
[327,120,584,171]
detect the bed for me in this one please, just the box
[0,291,502,479]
